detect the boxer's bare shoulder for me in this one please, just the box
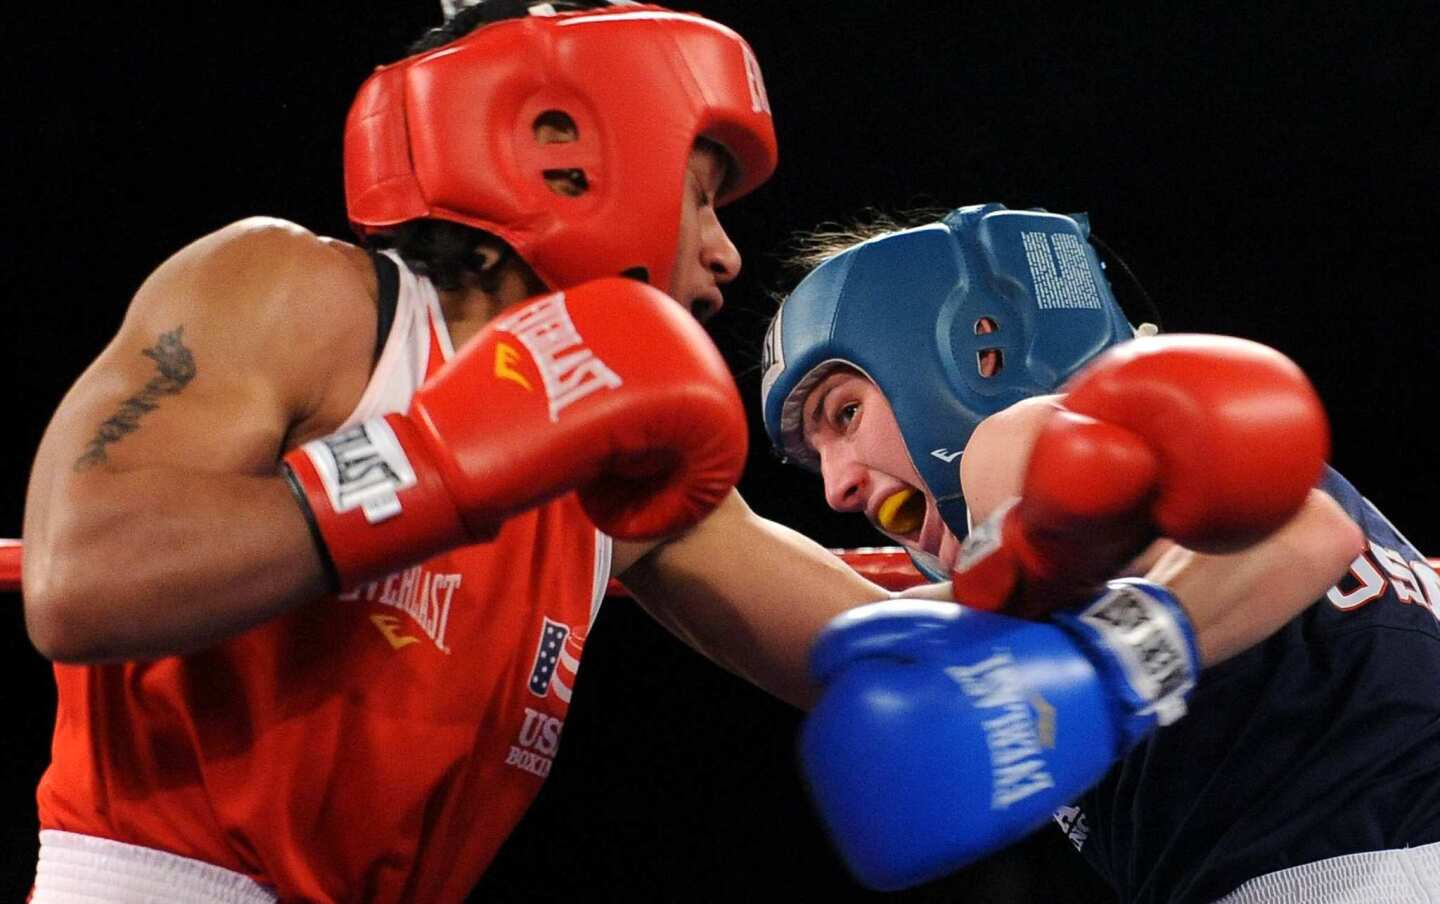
[93,218,379,455]
[29,217,380,515]
[959,394,1063,522]
[142,217,377,371]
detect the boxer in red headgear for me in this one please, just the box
[20,4,893,901]
[344,2,777,299]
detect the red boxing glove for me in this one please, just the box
[951,334,1329,617]
[283,277,748,589]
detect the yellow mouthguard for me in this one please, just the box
[877,488,925,535]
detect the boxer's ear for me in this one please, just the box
[471,240,547,299]
[973,316,1003,378]
[533,111,588,198]
[472,243,505,272]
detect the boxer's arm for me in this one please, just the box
[23,218,375,661]
[615,490,887,709]
[1143,489,1361,664]
[960,396,1364,666]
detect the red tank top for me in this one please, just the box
[37,254,610,902]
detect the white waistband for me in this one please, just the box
[1215,840,1440,903]
[33,830,277,904]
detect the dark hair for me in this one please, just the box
[409,1,622,54]
[366,221,513,293]
[363,1,622,290]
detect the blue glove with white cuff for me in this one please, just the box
[800,579,1198,891]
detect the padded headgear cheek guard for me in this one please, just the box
[344,5,777,295]
[760,203,1137,538]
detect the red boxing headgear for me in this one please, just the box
[344,5,778,295]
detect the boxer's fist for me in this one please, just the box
[802,580,1198,891]
[283,278,747,588]
[951,334,1328,616]
[1058,333,1328,551]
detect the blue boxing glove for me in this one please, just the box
[800,579,1198,891]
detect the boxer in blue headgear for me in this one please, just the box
[760,202,1139,577]
[770,201,1439,904]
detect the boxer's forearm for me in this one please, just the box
[904,490,1359,667]
[622,491,887,709]
[1145,489,1364,666]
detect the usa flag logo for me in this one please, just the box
[528,617,584,702]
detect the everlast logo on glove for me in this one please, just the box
[303,420,418,524]
[946,651,1059,809]
[492,293,622,422]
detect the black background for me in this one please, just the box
[3,2,1437,900]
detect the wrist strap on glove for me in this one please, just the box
[1052,578,1199,749]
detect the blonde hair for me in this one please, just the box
[781,207,949,280]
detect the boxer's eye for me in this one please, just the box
[686,170,713,208]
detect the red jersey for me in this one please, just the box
[37,252,612,902]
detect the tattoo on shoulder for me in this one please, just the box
[74,325,197,471]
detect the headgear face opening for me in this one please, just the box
[343,4,778,295]
[760,203,1138,540]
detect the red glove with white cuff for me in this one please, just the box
[950,334,1330,618]
[283,277,748,590]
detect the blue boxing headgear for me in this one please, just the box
[760,202,1138,544]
